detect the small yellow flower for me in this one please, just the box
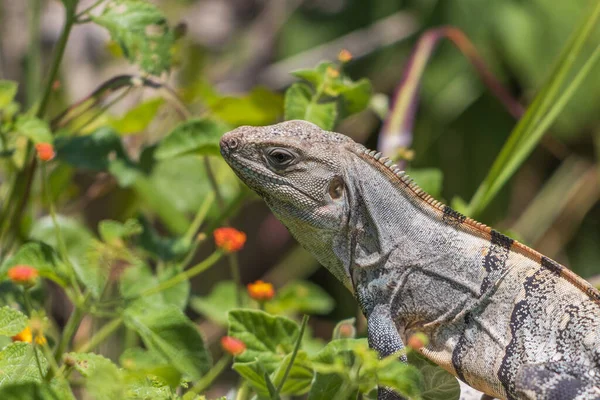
[247,280,275,301]
[326,66,340,78]
[12,326,46,345]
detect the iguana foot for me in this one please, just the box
[515,362,600,400]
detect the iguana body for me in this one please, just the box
[220,120,600,400]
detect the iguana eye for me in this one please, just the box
[267,149,295,168]
[329,177,344,199]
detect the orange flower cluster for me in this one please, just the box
[213,227,247,253]
[35,143,55,161]
[221,336,246,356]
[407,332,428,350]
[12,326,47,345]
[7,265,39,285]
[247,280,275,301]
[326,66,340,79]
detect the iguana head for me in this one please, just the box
[220,120,357,288]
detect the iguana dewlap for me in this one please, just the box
[220,120,600,400]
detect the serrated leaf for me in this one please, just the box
[190,281,249,325]
[377,361,423,399]
[0,342,48,387]
[65,352,125,400]
[109,98,164,135]
[228,310,299,372]
[0,81,18,109]
[284,83,337,130]
[154,118,229,160]
[0,241,70,287]
[92,0,174,75]
[120,347,181,389]
[0,307,28,337]
[124,303,211,380]
[14,116,53,144]
[267,281,334,316]
[408,353,459,400]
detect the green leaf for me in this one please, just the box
[120,347,182,389]
[91,0,174,75]
[55,127,130,171]
[29,216,107,297]
[124,303,211,380]
[338,78,372,118]
[405,168,443,199]
[291,62,333,89]
[0,342,48,387]
[14,116,53,144]
[208,87,284,126]
[1,241,69,287]
[137,216,189,262]
[228,310,299,371]
[154,118,229,160]
[109,98,164,135]
[284,83,337,131]
[0,307,28,337]
[99,219,143,246]
[267,281,334,316]
[0,81,18,109]
[64,352,125,400]
[120,263,189,310]
[232,361,270,398]
[0,382,61,400]
[190,281,249,326]
[408,353,459,400]
[377,361,423,400]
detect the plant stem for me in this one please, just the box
[53,304,85,364]
[203,156,244,307]
[276,314,309,393]
[141,251,223,297]
[76,317,123,353]
[26,0,42,108]
[183,192,215,245]
[75,0,105,20]
[235,382,251,400]
[23,290,46,380]
[188,355,232,395]
[37,5,76,119]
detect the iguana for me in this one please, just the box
[220,120,600,400]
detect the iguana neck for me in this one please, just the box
[338,146,483,317]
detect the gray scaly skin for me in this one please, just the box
[220,120,600,400]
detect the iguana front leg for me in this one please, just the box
[368,304,407,400]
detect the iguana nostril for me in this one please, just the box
[228,138,238,150]
[220,136,239,153]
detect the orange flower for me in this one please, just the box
[247,280,275,301]
[326,66,340,78]
[35,143,55,161]
[221,336,246,356]
[7,265,39,285]
[407,332,428,350]
[338,49,353,63]
[213,227,246,253]
[12,326,46,345]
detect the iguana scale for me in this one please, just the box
[220,120,600,400]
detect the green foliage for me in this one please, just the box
[91,0,175,75]
[0,343,48,386]
[284,61,372,130]
[0,80,18,109]
[154,118,230,159]
[0,307,28,337]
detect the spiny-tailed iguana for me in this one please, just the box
[220,120,600,400]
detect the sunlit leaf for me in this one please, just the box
[92,0,174,75]
[14,116,52,144]
[64,352,125,400]
[0,342,48,387]
[284,83,337,130]
[190,281,249,326]
[154,118,229,160]
[109,98,164,135]
[0,307,28,337]
[0,80,18,109]
[267,281,334,316]
[408,352,459,400]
